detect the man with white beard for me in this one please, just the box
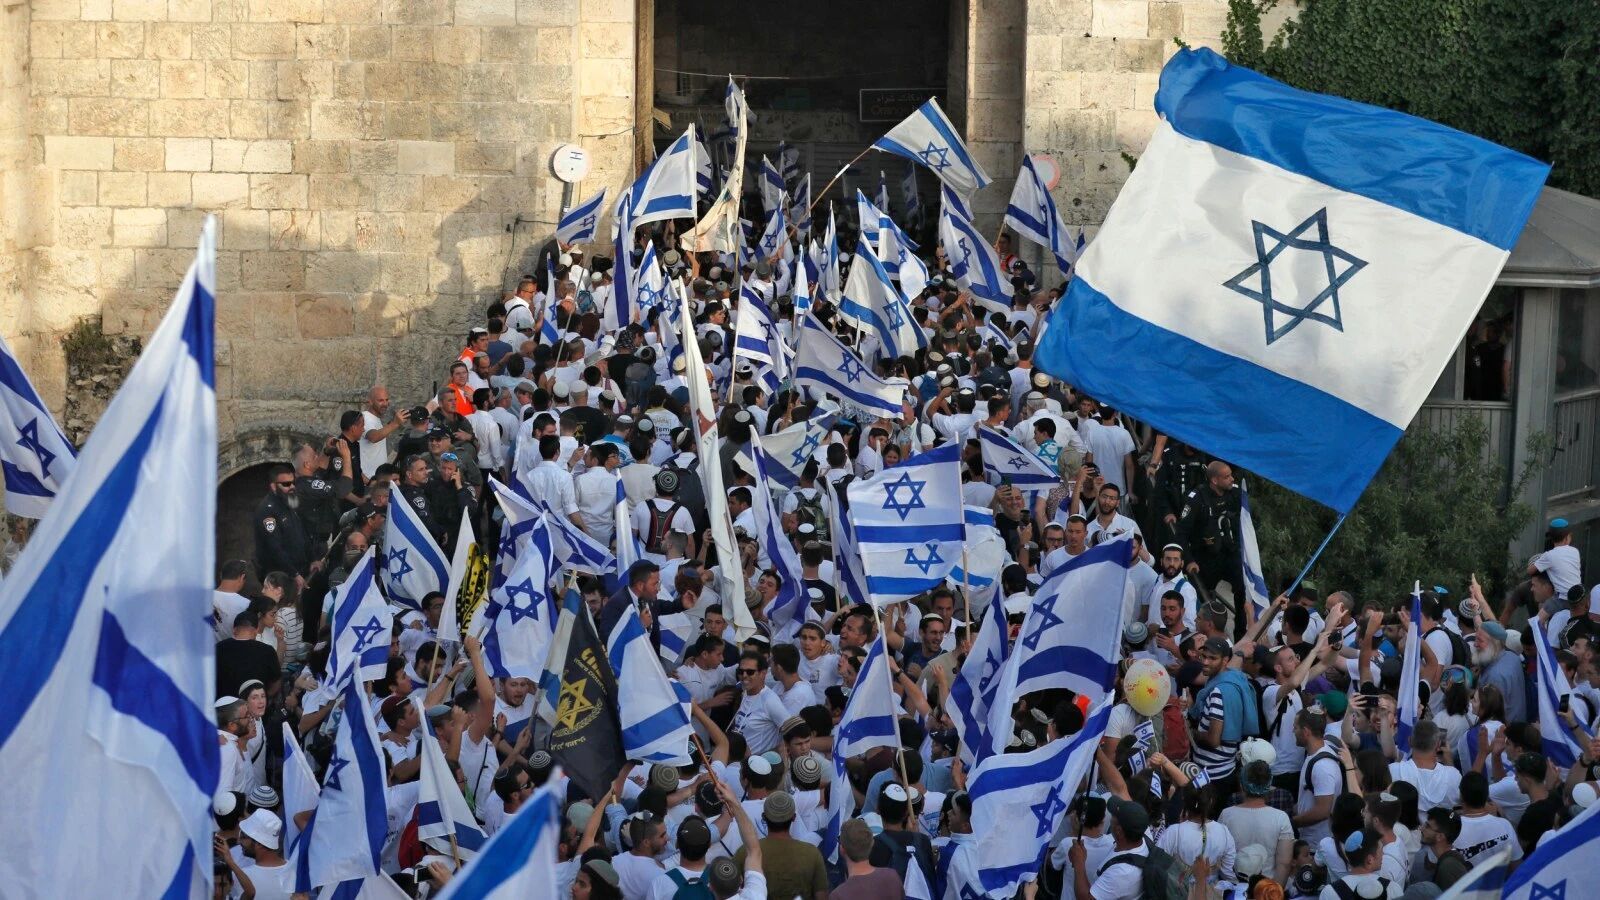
[1473,620,1526,723]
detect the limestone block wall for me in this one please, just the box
[5,0,635,456]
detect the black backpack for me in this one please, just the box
[1425,625,1470,667]
[1101,841,1185,900]
[644,499,686,554]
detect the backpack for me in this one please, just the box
[666,868,714,900]
[1302,747,1343,799]
[792,488,830,543]
[1425,625,1470,668]
[644,499,686,554]
[1102,842,1185,900]
[1330,876,1392,900]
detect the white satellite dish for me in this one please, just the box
[551,144,590,184]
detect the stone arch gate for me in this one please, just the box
[216,425,323,572]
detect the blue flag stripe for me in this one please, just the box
[92,611,219,792]
[444,788,559,897]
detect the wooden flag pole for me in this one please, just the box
[808,147,874,216]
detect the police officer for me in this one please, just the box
[1175,460,1244,638]
[1152,440,1211,547]
[398,454,444,547]
[293,441,350,554]
[254,463,312,587]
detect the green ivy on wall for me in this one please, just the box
[1223,0,1600,197]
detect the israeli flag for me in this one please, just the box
[284,723,321,855]
[759,413,836,489]
[978,425,1058,493]
[793,315,905,418]
[856,189,885,249]
[948,586,1012,765]
[607,603,694,765]
[875,170,892,219]
[626,124,699,228]
[941,183,973,222]
[1533,602,1588,769]
[756,203,788,262]
[940,204,1013,314]
[837,237,924,361]
[734,284,785,383]
[1436,845,1510,899]
[316,549,394,703]
[614,480,646,574]
[901,166,921,222]
[1396,582,1423,758]
[627,241,668,328]
[725,77,748,134]
[878,211,928,298]
[793,249,815,316]
[823,632,901,859]
[904,859,933,900]
[556,186,607,246]
[384,485,449,611]
[480,519,555,681]
[778,142,801,184]
[294,678,389,893]
[1005,154,1075,275]
[987,540,1133,752]
[0,217,218,899]
[1238,480,1271,618]
[1503,800,1600,899]
[983,315,1016,352]
[657,612,694,669]
[790,173,813,237]
[822,208,843,300]
[538,259,561,346]
[962,700,1112,899]
[848,443,964,603]
[0,333,76,518]
[1034,49,1549,512]
[611,192,634,330]
[827,476,870,609]
[417,698,489,860]
[750,437,808,631]
[319,874,412,899]
[536,586,585,726]
[759,156,785,215]
[694,134,713,197]
[434,780,563,900]
[505,474,617,576]
[873,97,992,200]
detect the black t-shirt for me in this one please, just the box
[869,829,935,886]
[216,637,281,698]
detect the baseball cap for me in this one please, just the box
[763,791,796,825]
[1107,796,1150,838]
[240,809,282,850]
[1201,636,1231,657]
[583,859,620,889]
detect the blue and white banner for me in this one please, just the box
[793,249,815,315]
[875,170,891,220]
[901,166,921,221]
[734,284,786,394]
[1005,154,1074,275]
[940,203,1013,314]
[948,587,1012,766]
[790,173,813,237]
[294,678,388,893]
[856,188,885,250]
[962,701,1112,899]
[556,186,607,246]
[759,414,835,489]
[480,519,555,681]
[417,698,489,860]
[978,425,1059,493]
[1533,603,1588,769]
[750,436,808,631]
[756,203,788,261]
[759,156,785,216]
[1033,48,1549,512]
[606,603,694,765]
[1503,800,1600,900]
[1238,479,1271,618]
[827,476,870,609]
[837,237,924,361]
[878,211,928,298]
[0,333,76,518]
[824,632,901,860]
[778,142,801,185]
[284,722,321,856]
[384,486,449,611]
[793,315,906,418]
[315,549,394,704]
[626,125,699,228]
[0,217,219,899]
[822,209,843,300]
[1396,582,1422,758]
[904,860,932,900]
[694,134,713,197]
[632,241,670,322]
[536,586,584,726]
[1437,845,1510,900]
[318,874,412,900]
[983,315,1016,352]
[435,780,563,900]
[941,183,972,222]
[873,97,992,200]
[505,474,617,577]
[848,443,964,603]
[987,539,1132,751]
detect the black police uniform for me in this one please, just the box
[1152,446,1211,546]
[399,482,445,548]
[295,470,346,552]
[254,492,312,579]
[1176,484,1245,637]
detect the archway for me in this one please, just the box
[215,426,322,569]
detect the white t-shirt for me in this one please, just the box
[1488,774,1530,827]
[1078,418,1136,494]
[1218,804,1293,864]
[1453,812,1522,864]
[1534,544,1582,598]
[1090,841,1148,900]
[1295,749,1344,847]
[731,686,790,755]
[234,860,295,900]
[797,652,842,693]
[1423,625,1457,667]
[214,590,251,642]
[613,850,665,900]
[723,870,768,900]
[650,865,710,900]
[359,410,388,478]
[1387,759,1461,813]
[1157,820,1236,883]
[1260,684,1306,776]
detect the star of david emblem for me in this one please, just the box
[556,676,595,731]
[1222,208,1367,345]
[880,472,928,521]
[791,432,822,468]
[324,754,349,792]
[638,282,662,310]
[904,542,944,575]
[1030,783,1068,837]
[496,532,515,559]
[885,299,906,330]
[836,354,867,385]
[386,548,413,585]
[1531,881,1567,900]
[16,418,55,479]
[1006,454,1029,471]
[919,142,952,173]
[977,648,1002,696]
[350,615,385,654]
[954,237,976,278]
[580,213,597,232]
[503,579,544,625]
[1022,600,1063,651]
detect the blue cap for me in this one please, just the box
[1551,518,1570,529]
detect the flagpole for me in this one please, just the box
[809,147,874,216]
[1283,513,1348,598]
[869,603,916,809]
[960,548,972,638]
[528,570,582,741]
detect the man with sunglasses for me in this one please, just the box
[253,462,312,587]
[730,652,790,755]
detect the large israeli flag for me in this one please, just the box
[315,549,394,704]
[384,487,449,611]
[283,723,321,856]
[734,283,783,373]
[793,248,815,316]
[750,436,808,631]
[1005,154,1074,275]
[827,476,870,609]
[1238,480,1271,618]
[294,678,389,892]
[1033,49,1549,512]
[416,698,489,860]
[694,134,713,197]
[0,218,218,899]
[948,587,1012,765]
[856,189,885,249]
[505,474,617,576]
[987,539,1133,752]
[1437,846,1510,899]
[978,425,1058,493]
[848,443,964,603]
[793,315,905,418]
[435,780,563,900]
[480,519,555,681]
[756,203,788,260]
[1532,604,1588,769]
[940,204,1013,314]
[941,183,973,222]
[606,603,694,765]
[1503,800,1600,899]
[959,701,1112,899]
[837,238,923,361]
[873,97,992,200]
[626,125,699,228]
[0,333,76,518]
[879,213,930,299]
[823,632,900,860]
[556,186,607,246]
[623,241,668,330]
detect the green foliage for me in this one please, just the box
[1222,0,1600,196]
[1248,416,1544,609]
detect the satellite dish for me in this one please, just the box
[1030,153,1061,190]
[551,144,590,184]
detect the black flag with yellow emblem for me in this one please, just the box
[546,587,623,802]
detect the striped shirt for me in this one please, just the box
[1190,690,1238,779]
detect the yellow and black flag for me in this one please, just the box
[544,587,623,802]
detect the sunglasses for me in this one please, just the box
[737,669,759,677]
[274,480,295,488]
[441,452,459,462]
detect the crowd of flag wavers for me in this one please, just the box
[0,48,1591,900]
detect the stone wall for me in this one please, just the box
[5,0,635,460]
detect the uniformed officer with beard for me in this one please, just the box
[254,463,312,587]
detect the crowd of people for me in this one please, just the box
[203,208,1595,900]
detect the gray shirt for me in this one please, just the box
[1479,650,1527,723]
